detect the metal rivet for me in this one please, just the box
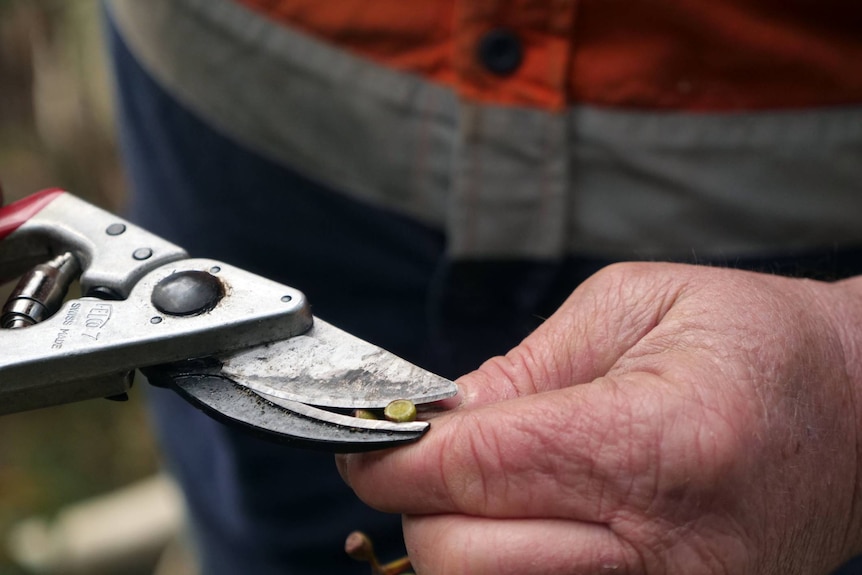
[209,266,221,274]
[106,223,126,236]
[150,316,163,324]
[281,295,292,303]
[133,248,153,261]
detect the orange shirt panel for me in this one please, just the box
[572,0,862,110]
[237,0,862,111]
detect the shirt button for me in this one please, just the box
[477,28,523,76]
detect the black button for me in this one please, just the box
[477,29,523,76]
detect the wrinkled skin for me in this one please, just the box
[338,263,862,575]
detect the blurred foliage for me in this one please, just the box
[0,386,159,575]
[0,0,123,206]
[0,1,160,573]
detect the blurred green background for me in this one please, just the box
[0,1,167,573]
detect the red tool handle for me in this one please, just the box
[0,188,65,241]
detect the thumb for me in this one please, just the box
[339,263,690,513]
[452,262,685,409]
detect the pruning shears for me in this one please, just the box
[0,189,456,452]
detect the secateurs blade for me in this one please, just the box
[0,189,457,452]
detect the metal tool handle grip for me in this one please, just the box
[0,190,188,298]
[0,188,64,241]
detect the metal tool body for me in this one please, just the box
[0,190,456,451]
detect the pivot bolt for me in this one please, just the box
[151,270,224,317]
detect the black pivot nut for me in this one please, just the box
[151,270,224,317]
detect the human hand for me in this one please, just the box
[338,262,862,574]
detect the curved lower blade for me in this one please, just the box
[167,374,430,452]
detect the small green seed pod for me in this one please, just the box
[384,399,417,423]
[353,409,380,420]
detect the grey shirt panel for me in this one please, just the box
[109,0,862,260]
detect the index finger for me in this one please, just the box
[337,371,663,521]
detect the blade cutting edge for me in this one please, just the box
[215,318,458,409]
